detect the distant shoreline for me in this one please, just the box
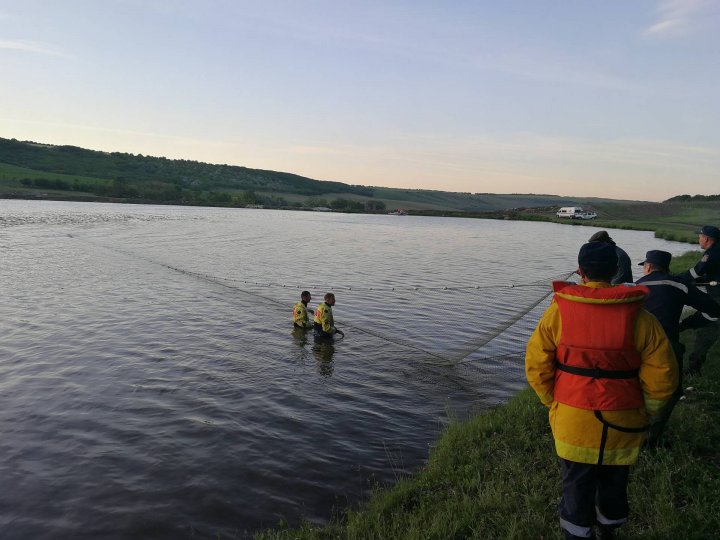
[2,191,706,245]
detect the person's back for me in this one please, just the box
[588,230,633,284]
[293,301,311,327]
[526,242,677,539]
[314,292,341,339]
[293,291,313,329]
[638,272,686,340]
[613,245,633,284]
[313,301,332,335]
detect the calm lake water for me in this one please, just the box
[0,200,692,539]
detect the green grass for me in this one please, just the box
[0,162,108,186]
[432,200,716,245]
[541,201,720,244]
[256,255,720,540]
[257,357,720,540]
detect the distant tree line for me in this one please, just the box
[17,175,387,212]
[665,194,720,202]
[303,197,385,212]
[1,137,375,197]
[20,177,98,192]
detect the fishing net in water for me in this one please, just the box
[73,233,576,384]
[165,263,575,371]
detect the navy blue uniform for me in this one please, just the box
[636,271,720,342]
[677,240,720,373]
[636,270,720,443]
[678,241,720,298]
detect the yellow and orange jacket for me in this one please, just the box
[293,302,312,328]
[525,281,677,465]
[313,302,335,334]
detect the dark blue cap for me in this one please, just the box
[638,250,671,268]
[578,242,618,269]
[696,225,719,239]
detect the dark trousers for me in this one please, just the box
[559,459,630,539]
[647,340,684,444]
[689,320,720,373]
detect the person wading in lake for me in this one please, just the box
[313,292,344,340]
[292,290,314,329]
[676,225,720,374]
[635,250,720,445]
[588,230,633,284]
[525,242,677,540]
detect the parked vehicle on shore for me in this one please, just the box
[556,206,597,220]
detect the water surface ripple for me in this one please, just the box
[0,201,690,539]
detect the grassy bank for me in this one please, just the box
[403,201,718,245]
[257,256,720,540]
[501,201,720,244]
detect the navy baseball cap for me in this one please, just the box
[578,242,618,269]
[696,225,720,239]
[638,250,671,268]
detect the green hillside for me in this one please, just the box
[0,137,631,212]
[1,137,717,235]
[0,137,371,196]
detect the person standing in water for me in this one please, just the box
[313,292,344,339]
[293,290,314,329]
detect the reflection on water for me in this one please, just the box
[291,326,311,346]
[0,200,692,539]
[292,327,338,377]
[313,340,336,377]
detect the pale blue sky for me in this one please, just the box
[1,0,718,201]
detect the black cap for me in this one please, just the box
[578,242,618,269]
[695,225,720,239]
[588,230,612,243]
[638,250,671,268]
[588,230,617,246]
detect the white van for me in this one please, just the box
[556,207,597,220]
[556,207,582,218]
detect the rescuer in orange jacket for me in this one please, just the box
[526,242,677,540]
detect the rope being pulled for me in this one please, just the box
[427,270,577,367]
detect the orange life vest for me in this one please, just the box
[552,281,650,411]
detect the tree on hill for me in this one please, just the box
[365,200,386,212]
[665,194,720,202]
